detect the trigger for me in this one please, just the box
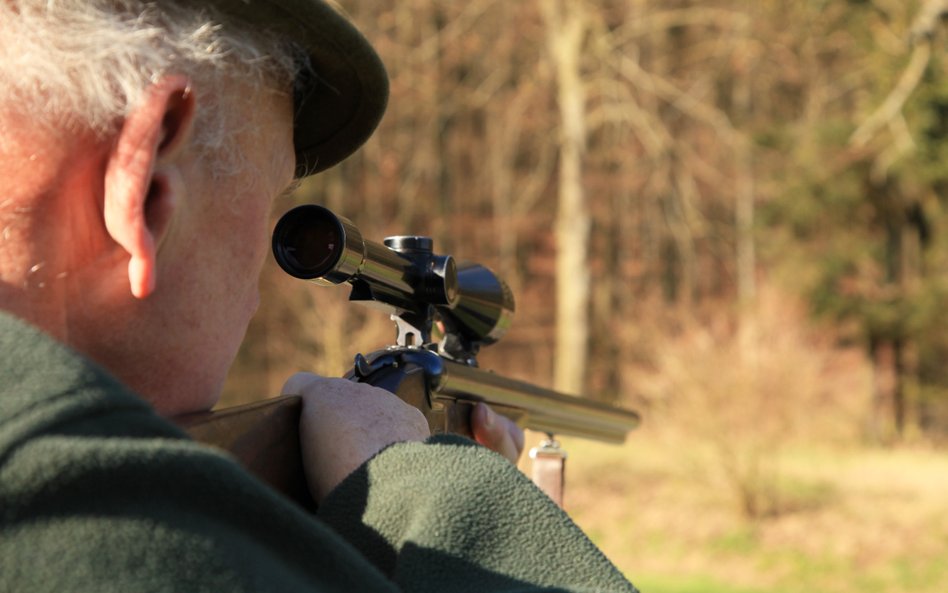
[353,353,374,379]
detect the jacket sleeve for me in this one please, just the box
[316,434,639,593]
[0,409,405,593]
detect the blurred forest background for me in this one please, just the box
[222,1,948,592]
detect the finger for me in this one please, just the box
[508,415,525,455]
[471,403,522,463]
[499,413,525,460]
[280,371,320,396]
[487,409,524,459]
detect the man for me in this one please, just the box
[0,1,637,591]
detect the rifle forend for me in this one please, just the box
[271,205,640,444]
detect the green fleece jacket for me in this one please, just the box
[0,312,637,592]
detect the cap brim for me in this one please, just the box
[211,0,388,176]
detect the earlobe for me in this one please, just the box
[103,75,195,299]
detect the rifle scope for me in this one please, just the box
[272,205,515,347]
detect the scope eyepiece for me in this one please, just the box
[272,205,365,285]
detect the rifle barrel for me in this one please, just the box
[433,358,640,444]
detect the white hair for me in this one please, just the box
[0,0,301,175]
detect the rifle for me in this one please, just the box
[176,205,640,509]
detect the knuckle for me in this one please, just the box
[281,371,317,395]
[406,403,428,427]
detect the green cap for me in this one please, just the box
[213,0,388,176]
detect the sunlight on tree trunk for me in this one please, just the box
[541,0,590,395]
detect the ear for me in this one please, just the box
[103,74,195,299]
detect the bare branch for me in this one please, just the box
[910,0,948,43]
[612,54,740,147]
[412,0,500,63]
[849,0,946,148]
[849,40,932,148]
[606,8,750,49]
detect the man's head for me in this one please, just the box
[0,1,387,414]
[0,0,388,175]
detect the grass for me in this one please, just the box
[630,574,788,593]
[532,430,948,593]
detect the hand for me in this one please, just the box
[282,373,430,502]
[470,402,525,464]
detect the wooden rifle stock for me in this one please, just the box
[175,396,316,510]
[173,349,640,510]
[172,362,480,510]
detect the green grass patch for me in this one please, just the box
[772,476,838,514]
[709,527,758,554]
[853,554,948,593]
[631,573,790,593]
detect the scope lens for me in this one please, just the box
[272,206,343,279]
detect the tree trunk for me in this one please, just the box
[869,336,903,443]
[541,0,590,395]
[734,13,757,357]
